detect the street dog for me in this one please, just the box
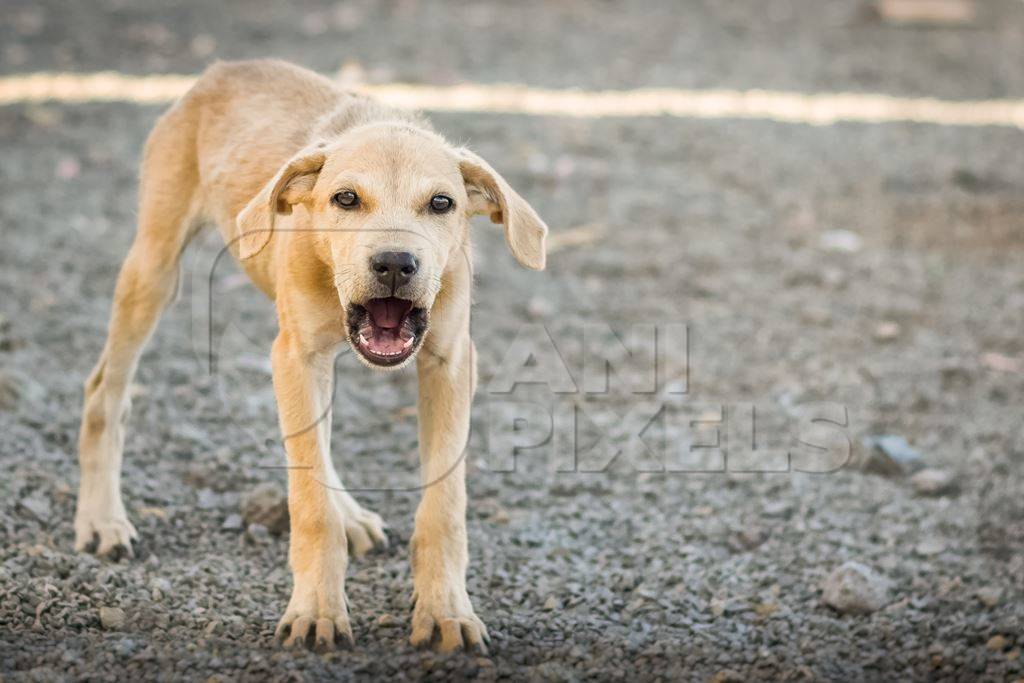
[74,59,548,652]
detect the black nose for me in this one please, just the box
[370,251,419,288]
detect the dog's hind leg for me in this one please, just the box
[324,463,389,558]
[75,103,201,558]
[307,362,388,558]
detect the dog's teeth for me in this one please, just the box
[402,336,415,349]
[358,333,369,345]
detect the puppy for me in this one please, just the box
[74,59,547,652]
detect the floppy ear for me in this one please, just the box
[458,149,548,270]
[235,148,326,260]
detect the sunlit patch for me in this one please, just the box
[1,71,1023,129]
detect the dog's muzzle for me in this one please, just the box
[347,297,428,367]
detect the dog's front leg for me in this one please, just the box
[410,332,488,653]
[270,331,352,650]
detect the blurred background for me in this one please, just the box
[1,1,1022,680]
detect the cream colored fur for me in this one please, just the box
[74,59,547,652]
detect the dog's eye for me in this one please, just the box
[332,191,360,209]
[429,194,454,213]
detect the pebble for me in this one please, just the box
[245,523,271,544]
[0,368,46,410]
[762,500,794,519]
[56,156,81,180]
[819,230,863,253]
[980,352,1021,374]
[987,635,1008,652]
[821,562,891,614]
[976,587,1001,608]
[150,577,172,594]
[491,507,511,525]
[376,614,398,627]
[19,493,51,523]
[735,525,767,550]
[910,468,958,496]
[526,295,555,319]
[221,513,244,531]
[197,488,221,510]
[862,435,924,476]
[241,483,289,534]
[873,321,901,342]
[99,607,126,631]
[915,537,947,556]
[114,638,136,657]
[799,306,832,327]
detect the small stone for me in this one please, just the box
[0,368,45,410]
[976,587,1001,607]
[492,507,510,525]
[114,638,136,657]
[710,670,744,683]
[799,306,832,327]
[137,506,167,520]
[910,468,958,496]
[196,488,221,510]
[980,352,1021,374]
[873,321,901,342]
[376,613,398,627]
[709,597,746,617]
[99,606,126,630]
[862,435,924,476]
[987,635,1008,652]
[735,525,767,550]
[221,514,243,531]
[19,493,51,523]
[762,500,794,519]
[241,483,289,534]
[526,295,555,319]
[915,537,946,556]
[821,562,891,614]
[245,523,270,544]
[819,229,863,253]
[543,596,558,611]
[55,156,81,180]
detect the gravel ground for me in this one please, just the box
[1,1,1023,681]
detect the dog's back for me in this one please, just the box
[153,60,343,230]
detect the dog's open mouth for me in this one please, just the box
[347,297,428,367]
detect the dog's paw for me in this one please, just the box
[276,610,354,652]
[74,510,138,560]
[276,565,353,651]
[275,599,354,652]
[333,492,388,558]
[410,590,489,654]
[344,508,388,558]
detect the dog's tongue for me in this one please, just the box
[365,297,413,330]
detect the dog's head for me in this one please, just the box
[235,121,547,369]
